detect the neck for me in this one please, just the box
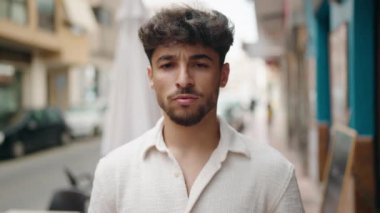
[162,111,220,152]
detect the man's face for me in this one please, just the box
[148,43,229,126]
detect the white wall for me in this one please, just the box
[22,55,47,109]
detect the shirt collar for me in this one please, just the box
[141,116,251,160]
[219,117,251,158]
[141,117,165,159]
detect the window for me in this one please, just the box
[0,0,28,25]
[46,108,62,123]
[63,0,97,33]
[10,0,27,25]
[37,0,55,32]
[0,1,7,20]
[0,64,21,128]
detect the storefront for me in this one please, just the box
[0,63,22,128]
[306,0,377,211]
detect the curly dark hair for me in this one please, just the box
[138,5,234,64]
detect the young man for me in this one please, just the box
[88,5,304,213]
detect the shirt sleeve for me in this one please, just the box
[88,158,116,213]
[272,170,305,213]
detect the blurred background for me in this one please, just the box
[0,0,378,212]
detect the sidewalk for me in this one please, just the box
[242,103,322,213]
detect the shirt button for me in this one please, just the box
[174,172,181,178]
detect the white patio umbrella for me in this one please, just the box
[101,0,160,156]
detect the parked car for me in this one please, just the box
[64,103,106,138]
[0,108,70,159]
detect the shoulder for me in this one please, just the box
[231,132,295,187]
[220,118,294,175]
[233,133,299,208]
[98,128,156,171]
[239,132,293,170]
[89,129,156,212]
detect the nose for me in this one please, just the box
[176,65,194,88]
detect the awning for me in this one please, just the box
[63,0,98,33]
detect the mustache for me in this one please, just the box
[168,87,202,99]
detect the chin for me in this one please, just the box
[168,110,205,126]
[170,116,203,126]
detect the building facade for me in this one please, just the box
[0,0,98,127]
[305,0,377,211]
[249,0,378,211]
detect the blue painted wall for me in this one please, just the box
[330,0,375,135]
[312,0,331,123]
[347,0,375,136]
[307,0,375,135]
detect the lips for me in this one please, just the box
[172,94,199,106]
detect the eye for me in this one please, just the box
[159,63,174,70]
[194,63,209,69]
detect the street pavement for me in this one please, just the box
[0,137,101,212]
[242,102,322,213]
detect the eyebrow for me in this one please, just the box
[156,55,175,64]
[190,54,213,61]
[155,54,214,64]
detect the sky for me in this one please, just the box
[141,0,259,59]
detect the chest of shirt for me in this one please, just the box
[116,153,275,213]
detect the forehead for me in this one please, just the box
[151,43,220,63]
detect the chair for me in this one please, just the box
[48,188,88,213]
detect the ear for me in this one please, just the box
[147,66,154,88]
[219,63,230,87]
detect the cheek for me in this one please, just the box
[198,79,220,98]
[152,79,170,95]
[204,76,221,88]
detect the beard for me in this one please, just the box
[157,87,219,126]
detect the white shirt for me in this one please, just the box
[88,118,304,213]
